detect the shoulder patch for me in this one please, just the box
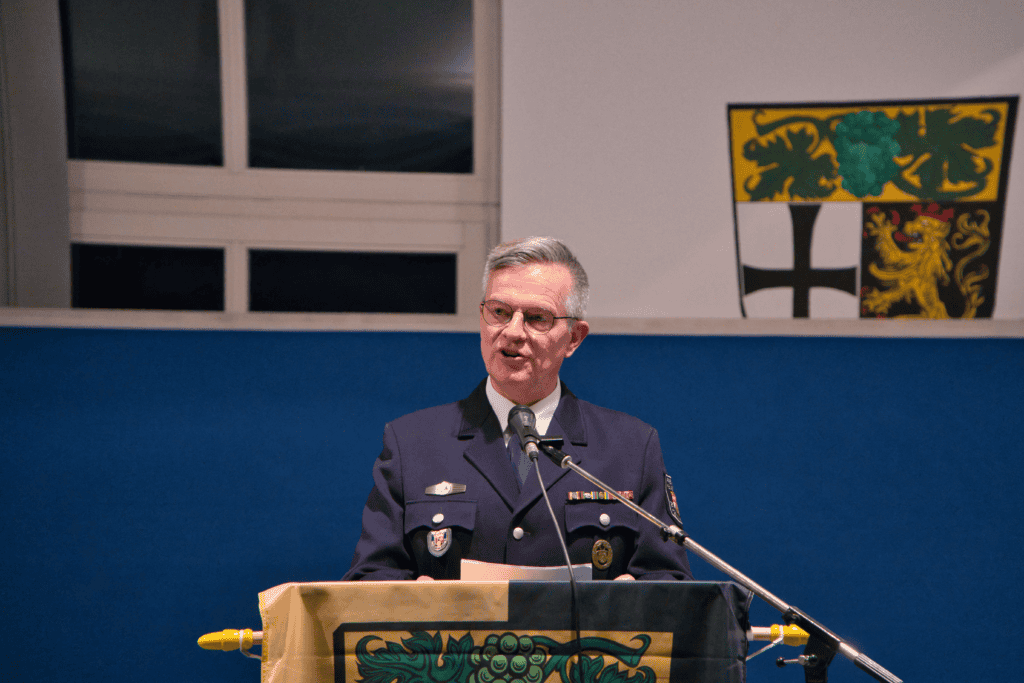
[664,474,683,527]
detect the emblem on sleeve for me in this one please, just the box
[427,528,452,557]
[664,474,684,527]
[591,539,613,570]
[425,481,467,496]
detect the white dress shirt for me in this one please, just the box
[485,378,561,446]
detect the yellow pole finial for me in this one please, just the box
[197,628,262,651]
[749,624,810,646]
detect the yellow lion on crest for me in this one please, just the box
[861,204,955,318]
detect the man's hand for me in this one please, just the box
[415,575,434,581]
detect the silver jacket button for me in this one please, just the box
[432,513,444,524]
[599,513,611,527]
[512,527,525,540]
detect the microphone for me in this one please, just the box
[508,405,542,461]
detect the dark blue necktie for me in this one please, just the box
[508,434,532,483]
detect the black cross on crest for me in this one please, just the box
[741,204,857,318]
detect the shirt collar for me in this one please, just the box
[485,378,561,441]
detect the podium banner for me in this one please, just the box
[259,581,751,683]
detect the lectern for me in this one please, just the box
[257,580,751,683]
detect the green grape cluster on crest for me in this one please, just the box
[833,111,902,198]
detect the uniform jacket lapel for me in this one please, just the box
[457,380,520,510]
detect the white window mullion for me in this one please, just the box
[218,0,248,172]
[224,242,249,313]
[474,0,500,202]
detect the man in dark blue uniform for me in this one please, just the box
[344,237,692,581]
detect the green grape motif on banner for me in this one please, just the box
[354,631,658,683]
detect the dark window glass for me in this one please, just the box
[60,0,223,165]
[72,244,224,310]
[250,250,456,313]
[245,0,473,173]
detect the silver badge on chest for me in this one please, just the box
[425,481,466,496]
[427,528,452,557]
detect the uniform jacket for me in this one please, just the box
[343,380,693,581]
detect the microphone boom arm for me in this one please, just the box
[536,439,901,683]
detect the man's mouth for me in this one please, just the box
[501,349,523,358]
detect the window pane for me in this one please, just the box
[249,250,456,313]
[61,0,223,165]
[72,244,225,310]
[245,0,473,173]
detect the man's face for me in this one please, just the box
[480,263,589,405]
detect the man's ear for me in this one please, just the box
[564,320,589,358]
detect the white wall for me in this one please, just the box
[502,0,1024,319]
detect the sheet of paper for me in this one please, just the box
[460,559,592,581]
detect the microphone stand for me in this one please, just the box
[537,437,902,683]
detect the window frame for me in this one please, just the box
[66,0,499,328]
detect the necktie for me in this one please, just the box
[508,434,532,483]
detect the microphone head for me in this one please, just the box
[508,404,537,431]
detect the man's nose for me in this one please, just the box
[502,311,528,337]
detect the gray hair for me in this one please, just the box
[482,236,590,320]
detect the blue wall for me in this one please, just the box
[1,326,1021,683]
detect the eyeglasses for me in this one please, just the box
[480,300,577,334]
